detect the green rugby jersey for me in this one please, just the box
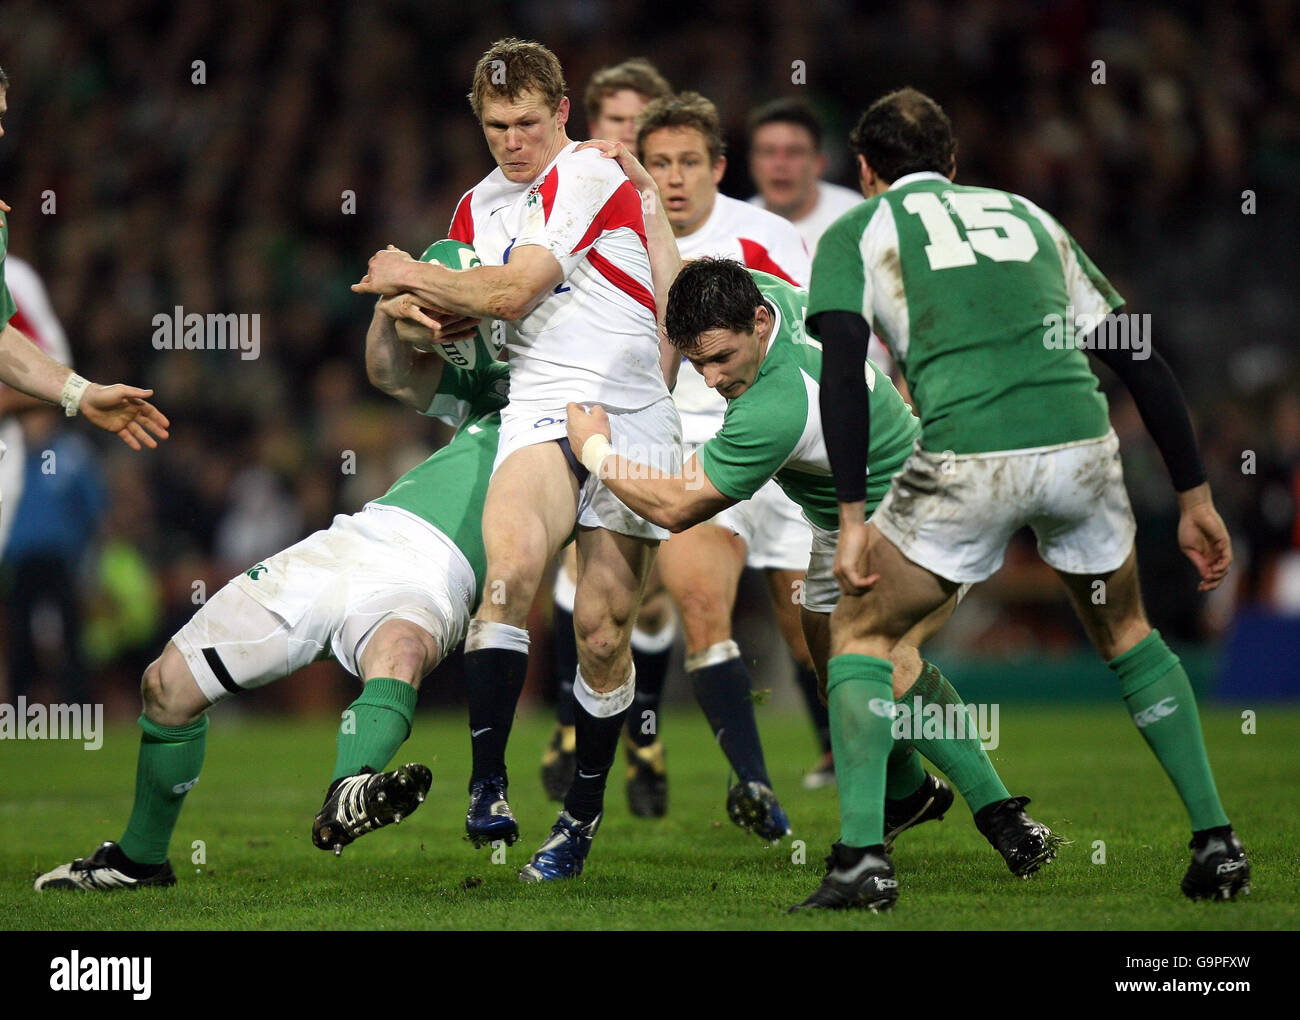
[807,172,1122,455]
[695,270,920,531]
[371,358,507,607]
[1,207,15,327]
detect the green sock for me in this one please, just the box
[885,743,928,800]
[827,654,895,848]
[331,677,418,784]
[1111,630,1229,831]
[118,714,209,866]
[896,661,1010,813]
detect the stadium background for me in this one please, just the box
[0,0,1296,719]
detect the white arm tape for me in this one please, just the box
[580,434,614,477]
[60,373,91,417]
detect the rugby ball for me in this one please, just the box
[401,239,504,368]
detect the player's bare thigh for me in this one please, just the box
[829,523,957,659]
[572,525,658,690]
[765,567,814,669]
[656,522,747,654]
[1053,546,1151,661]
[481,441,579,627]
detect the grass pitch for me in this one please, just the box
[2,704,1296,930]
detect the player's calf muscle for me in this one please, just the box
[668,577,734,650]
[659,536,743,651]
[1058,551,1151,659]
[766,569,814,668]
[634,588,672,633]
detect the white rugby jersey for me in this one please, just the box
[672,194,810,444]
[748,181,863,255]
[449,142,667,417]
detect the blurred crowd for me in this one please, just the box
[0,0,1296,707]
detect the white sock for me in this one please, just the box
[573,665,636,718]
[465,619,530,654]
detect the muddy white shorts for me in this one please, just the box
[173,503,475,703]
[803,518,972,614]
[870,430,1137,585]
[495,396,682,542]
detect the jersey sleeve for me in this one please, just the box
[737,218,811,287]
[1016,197,1122,320]
[512,155,643,279]
[0,221,15,328]
[806,213,871,331]
[767,220,812,287]
[0,275,14,329]
[4,256,72,364]
[423,358,509,427]
[694,371,806,502]
[448,190,476,245]
[1059,225,1122,320]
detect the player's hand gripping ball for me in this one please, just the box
[400,239,504,368]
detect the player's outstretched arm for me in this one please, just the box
[364,299,447,412]
[0,321,169,450]
[565,402,734,531]
[353,245,562,323]
[1087,338,1232,590]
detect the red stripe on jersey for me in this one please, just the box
[538,168,559,222]
[738,238,798,285]
[7,306,49,351]
[449,191,475,243]
[571,180,648,254]
[587,250,656,315]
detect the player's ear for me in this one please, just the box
[555,96,570,129]
[856,154,872,197]
[712,153,727,185]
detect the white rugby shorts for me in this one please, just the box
[494,395,682,542]
[803,517,972,614]
[871,430,1137,585]
[173,503,475,703]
